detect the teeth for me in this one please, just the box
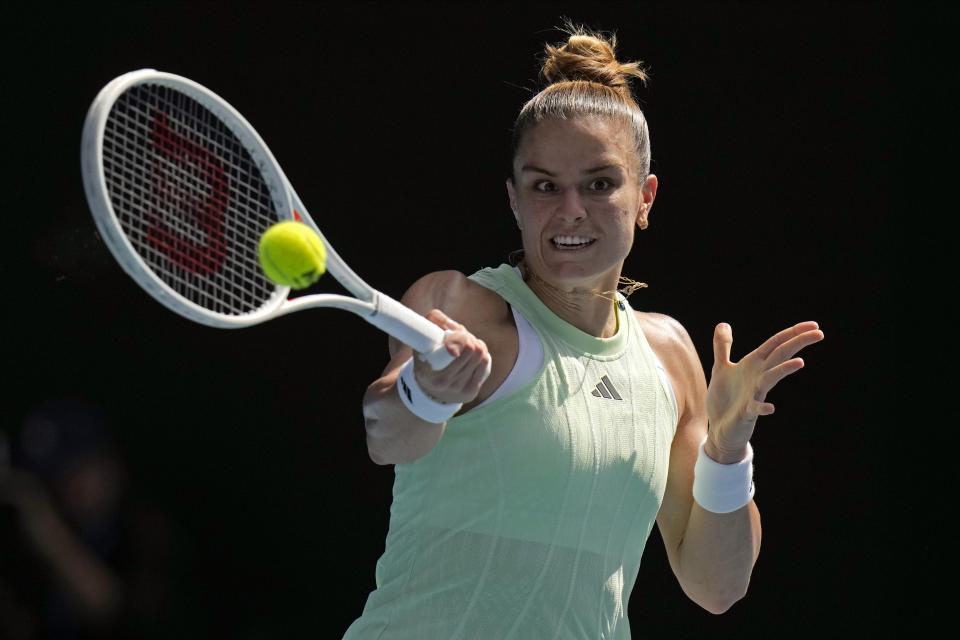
[553,235,594,246]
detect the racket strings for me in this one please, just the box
[102,84,281,315]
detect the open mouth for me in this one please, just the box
[551,235,597,250]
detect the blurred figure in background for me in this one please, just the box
[1,397,174,639]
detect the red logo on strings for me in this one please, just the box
[147,111,228,274]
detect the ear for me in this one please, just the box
[636,174,658,230]
[506,178,520,226]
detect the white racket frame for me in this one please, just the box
[81,69,453,369]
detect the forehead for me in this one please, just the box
[515,116,636,170]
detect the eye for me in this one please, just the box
[533,180,556,192]
[589,178,613,191]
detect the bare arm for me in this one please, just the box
[651,315,823,613]
[363,271,492,465]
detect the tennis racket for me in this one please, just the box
[80,69,453,370]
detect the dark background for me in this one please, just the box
[2,1,945,637]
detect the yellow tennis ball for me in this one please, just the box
[258,221,327,289]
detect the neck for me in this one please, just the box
[520,261,627,338]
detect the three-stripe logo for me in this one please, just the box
[591,375,622,400]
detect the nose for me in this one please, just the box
[557,186,586,222]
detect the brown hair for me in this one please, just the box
[510,26,651,182]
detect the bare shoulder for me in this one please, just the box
[400,270,507,326]
[390,270,517,396]
[384,271,519,398]
[634,311,697,361]
[393,269,511,353]
[634,311,706,418]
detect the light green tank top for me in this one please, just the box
[343,264,678,639]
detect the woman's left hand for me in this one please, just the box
[705,321,824,463]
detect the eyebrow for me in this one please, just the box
[520,164,622,176]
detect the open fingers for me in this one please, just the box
[765,329,824,367]
[758,357,805,396]
[749,398,776,418]
[754,321,820,360]
[712,323,733,368]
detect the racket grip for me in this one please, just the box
[418,338,457,371]
[367,292,456,370]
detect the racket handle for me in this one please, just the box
[418,336,457,371]
[367,292,456,370]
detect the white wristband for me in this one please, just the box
[396,357,462,424]
[692,437,755,514]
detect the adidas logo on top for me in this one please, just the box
[591,375,622,400]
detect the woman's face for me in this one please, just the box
[507,116,656,291]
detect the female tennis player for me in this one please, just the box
[345,27,823,639]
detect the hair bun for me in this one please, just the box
[542,29,647,96]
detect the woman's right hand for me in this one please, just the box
[364,271,500,465]
[412,309,492,406]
